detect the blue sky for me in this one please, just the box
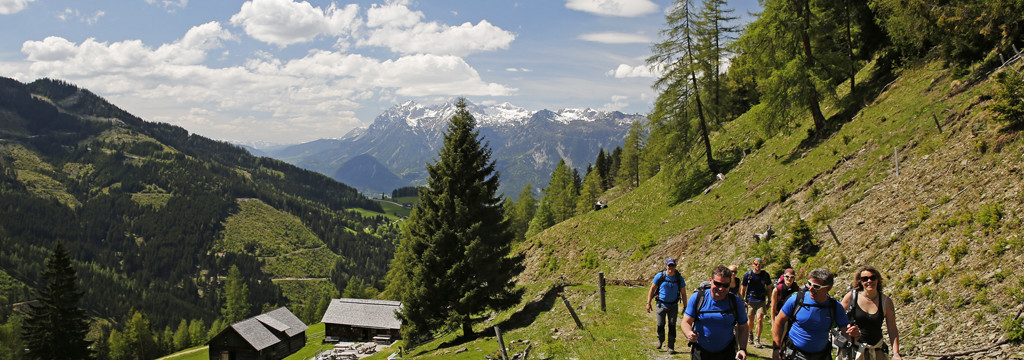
[0,0,758,145]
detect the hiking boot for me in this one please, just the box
[668,348,676,355]
[656,341,663,350]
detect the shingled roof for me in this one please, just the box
[321,298,402,330]
[228,307,308,350]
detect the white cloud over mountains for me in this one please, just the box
[12,1,515,143]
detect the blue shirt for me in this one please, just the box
[780,291,850,353]
[685,289,747,352]
[742,270,773,302]
[652,271,685,305]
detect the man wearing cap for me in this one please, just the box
[741,257,773,347]
[647,257,686,353]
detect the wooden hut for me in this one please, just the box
[320,298,402,342]
[208,307,308,360]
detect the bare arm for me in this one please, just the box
[681,314,698,343]
[883,294,902,360]
[771,311,787,360]
[771,287,781,317]
[646,282,657,312]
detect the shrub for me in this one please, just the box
[976,203,1004,229]
[990,70,1024,127]
[1004,316,1024,343]
[580,250,599,270]
[789,218,816,261]
[949,242,968,264]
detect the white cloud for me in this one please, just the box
[0,0,35,15]
[366,0,421,28]
[565,0,659,17]
[84,10,105,25]
[16,29,512,142]
[607,63,658,78]
[146,0,188,11]
[599,95,629,112]
[360,19,515,56]
[577,32,651,44]
[54,8,104,24]
[229,0,361,47]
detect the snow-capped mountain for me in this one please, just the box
[266,99,645,197]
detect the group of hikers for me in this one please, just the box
[646,257,902,360]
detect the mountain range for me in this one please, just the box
[264,100,646,197]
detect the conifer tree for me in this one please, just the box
[525,201,554,238]
[617,121,647,188]
[172,319,190,351]
[222,265,250,324]
[575,169,604,216]
[544,159,578,222]
[594,149,611,190]
[508,183,537,241]
[386,98,524,344]
[21,243,92,360]
[609,146,622,186]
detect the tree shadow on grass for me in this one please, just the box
[495,284,565,332]
[781,62,898,165]
[436,284,565,349]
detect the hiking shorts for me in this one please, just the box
[746,300,767,319]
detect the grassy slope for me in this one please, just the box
[216,198,337,278]
[393,60,1024,358]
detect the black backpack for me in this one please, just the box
[692,283,742,325]
[781,289,839,348]
[654,271,684,304]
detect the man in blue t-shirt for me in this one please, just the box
[647,257,685,354]
[682,265,749,360]
[740,257,772,347]
[771,268,860,360]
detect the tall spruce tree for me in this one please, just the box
[21,242,92,360]
[386,98,524,344]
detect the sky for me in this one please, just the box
[0,0,759,146]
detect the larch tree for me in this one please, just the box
[544,159,577,223]
[222,265,250,324]
[508,183,537,241]
[21,242,92,360]
[575,169,604,216]
[386,98,524,344]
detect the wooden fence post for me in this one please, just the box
[827,224,841,246]
[494,326,509,360]
[558,293,586,330]
[932,114,943,134]
[599,272,606,312]
[893,146,899,177]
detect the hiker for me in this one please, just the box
[771,268,859,360]
[740,257,773,347]
[681,265,749,360]
[647,257,686,353]
[840,266,902,360]
[772,268,800,319]
[728,264,741,296]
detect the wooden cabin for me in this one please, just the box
[320,298,402,343]
[208,307,308,360]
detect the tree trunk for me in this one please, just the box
[798,0,827,134]
[462,316,474,338]
[845,0,855,93]
[684,0,717,173]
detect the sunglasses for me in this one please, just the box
[667,263,676,267]
[860,275,877,282]
[712,280,730,288]
[806,281,830,290]
[784,275,795,279]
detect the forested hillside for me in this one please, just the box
[0,77,397,358]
